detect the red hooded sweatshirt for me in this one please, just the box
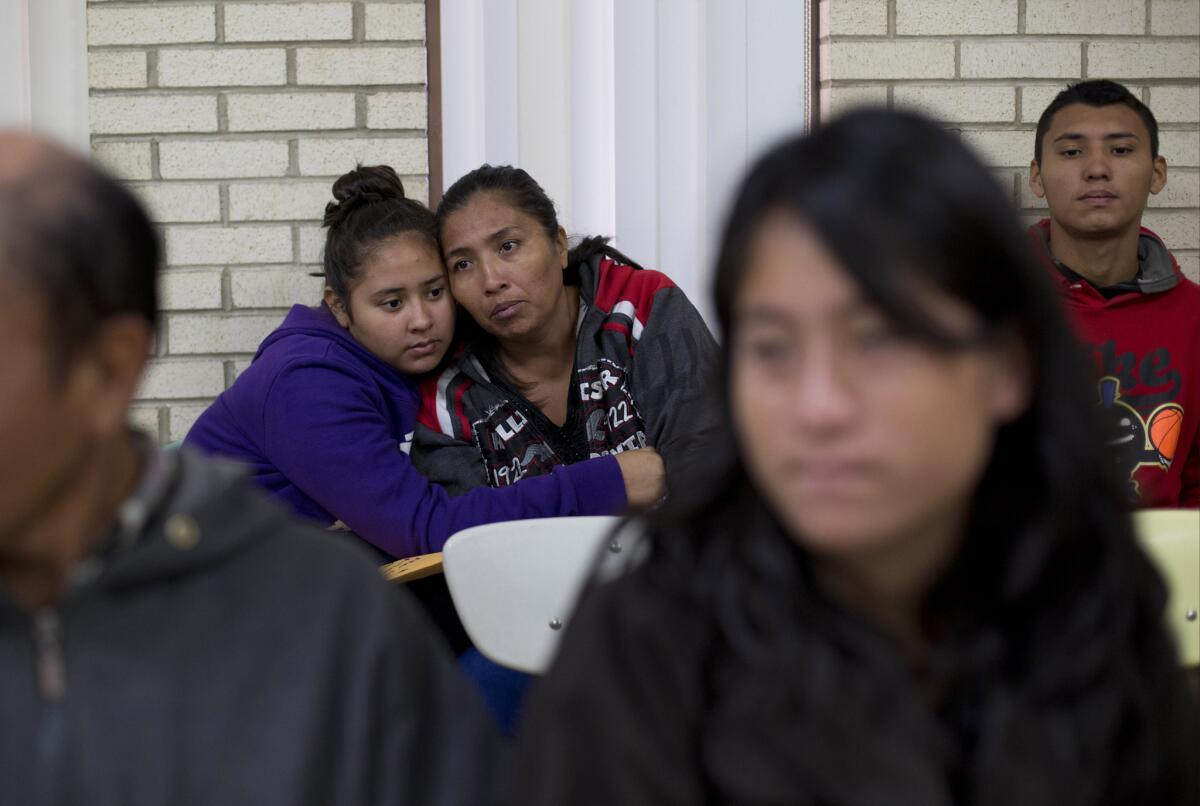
[1029,219,1200,507]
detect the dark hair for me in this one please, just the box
[1034,79,1159,163]
[0,144,159,369]
[436,164,641,281]
[436,164,641,389]
[634,109,1195,802]
[322,164,437,312]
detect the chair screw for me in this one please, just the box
[1187,609,1198,622]
[608,540,621,553]
[549,618,563,630]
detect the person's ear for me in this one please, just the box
[69,315,154,437]
[1149,155,1167,195]
[324,287,352,328]
[556,227,568,269]
[986,333,1032,425]
[1028,159,1047,200]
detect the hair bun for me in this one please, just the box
[324,164,407,227]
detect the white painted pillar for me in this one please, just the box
[0,0,90,151]
[439,0,487,189]
[568,0,615,241]
[517,0,571,228]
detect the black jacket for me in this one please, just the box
[0,448,498,806]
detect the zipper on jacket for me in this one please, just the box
[32,608,69,806]
[34,609,66,702]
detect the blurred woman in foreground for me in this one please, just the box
[513,110,1199,805]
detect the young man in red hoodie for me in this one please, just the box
[1028,79,1199,507]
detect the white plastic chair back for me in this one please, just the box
[1133,508,1200,668]
[442,516,641,673]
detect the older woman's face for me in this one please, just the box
[729,212,1028,583]
[439,191,569,344]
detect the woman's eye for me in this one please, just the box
[500,240,518,253]
[743,340,791,367]
[383,299,402,310]
[452,259,471,272]
[428,286,444,300]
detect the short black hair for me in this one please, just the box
[0,145,159,368]
[1034,79,1159,163]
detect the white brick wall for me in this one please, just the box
[88,1,430,442]
[820,0,1200,289]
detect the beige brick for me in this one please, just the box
[225,3,354,42]
[160,268,225,309]
[366,91,427,129]
[961,130,1038,167]
[90,95,217,134]
[1149,86,1200,124]
[230,268,325,308]
[823,0,888,36]
[1152,169,1200,207]
[297,137,427,175]
[1026,0,1144,34]
[92,141,153,180]
[961,41,1081,79]
[158,140,290,179]
[365,3,425,41]
[88,5,215,46]
[896,0,1017,34]
[128,406,162,441]
[299,226,325,263]
[231,358,254,380]
[157,48,286,87]
[167,313,283,355]
[227,92,356,132]
[1021,84,1070,122]
[400,176,430,206]
[1152,0,1200,36]
[130,182,221,223]
[1142,209,1200,249]
[168,404,214,442]
[819,85,890,121]
[137,358,226,398]
[1088,42,1200,80]
[296,47,426,86]
[828,41,955,80]
[164,226,293,265]
[1175,250,1200,283]
[1161,130,1200,166]
[894,86,1015,123]
[228,180,331,221]
[89,51,148,89]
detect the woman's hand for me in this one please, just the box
[614,448,666,509]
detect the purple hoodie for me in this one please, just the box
[184,303,627,557]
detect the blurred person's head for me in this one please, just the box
[638,109,1184,797]
[0,133,158,596]
[322,165,453,375]
[1030,80,1166,241]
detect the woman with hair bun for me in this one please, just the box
[185,165,664,560]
